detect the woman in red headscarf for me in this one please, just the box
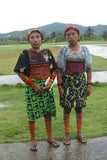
[14,29,59,151]
[57,25,92,144]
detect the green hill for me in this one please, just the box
[0,22,107,38]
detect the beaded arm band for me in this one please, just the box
[49,70,56,83]
[57,71,63,88]
[58,81,62,88]
[21,75,35,87]
[21,70,57,87]
[87,82,92,86]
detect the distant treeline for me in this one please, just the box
[0,27,107,45]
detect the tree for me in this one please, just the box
[85,27,94,40]
[51,32,56,39]
[101,31,107,41]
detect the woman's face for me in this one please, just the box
[66,29,79,44]
[29,32,42,49]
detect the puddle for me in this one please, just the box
[0,45,12,48]
[0,103,7,108]
[92,71,107,82]
[0,72,107,85]
[0,45,107,84]
[0,102,11,108]
[84,45,107,59]
[0,75,24,85]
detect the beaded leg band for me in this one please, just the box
[28,120,35,140]
[63,113,70,134]
[76,113,83,132]
[44,117,52,137]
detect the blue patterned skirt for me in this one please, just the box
[60,73,87,108]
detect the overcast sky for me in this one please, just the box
[0,0,107,33]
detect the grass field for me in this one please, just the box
[0,83,107,143]
[0,42,107,143]
[0,42,107,75]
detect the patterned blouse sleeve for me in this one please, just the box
[82,46,92,71]
[47,49,57,71]
[14,50,30,76]
[14,52,24,73]
[56,46,67,72]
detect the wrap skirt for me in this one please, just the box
[60,73,87,108]
[25,79,56,120]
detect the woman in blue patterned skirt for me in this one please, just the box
[57,25,92,144]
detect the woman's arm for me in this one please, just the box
[43,70,57,90]
[57,71,65,98]
[18,72,43,93]
[86,69,92,96]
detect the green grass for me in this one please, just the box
[0,83,107,143]
[0,43,107,75]
[92,56,107,71]
[0,42,107,143]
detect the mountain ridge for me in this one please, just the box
[0,22,107,38]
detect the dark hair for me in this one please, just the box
[64,25,80,36]
[27,29,43,40]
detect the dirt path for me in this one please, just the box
[0,136,107,160]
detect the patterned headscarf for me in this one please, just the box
[64,25,80,42]
[64,25,80,36]
[27,29,43,41]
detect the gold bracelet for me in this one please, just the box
[87,85,91,87]
[32,83,36,87]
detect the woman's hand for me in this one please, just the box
[33,84,43,93]
[59,87,65,99]
[43,81,52,90]
[86,86,91,96]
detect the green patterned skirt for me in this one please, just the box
[60,73,87,108]
[25,79,56,121]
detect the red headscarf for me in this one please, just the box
[64,25,80,42]
[27,29,43,41]
[64,25,80,35]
